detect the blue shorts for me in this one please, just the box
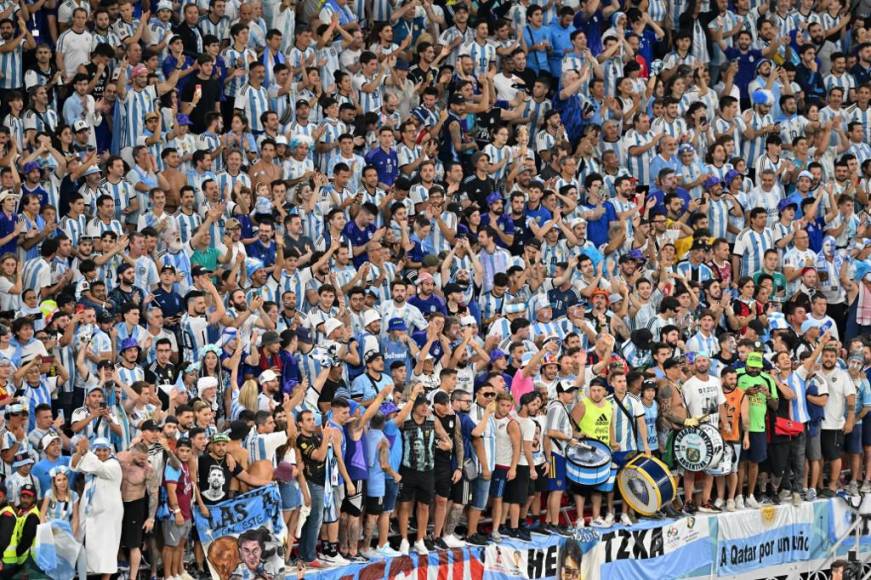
[383,478,399,512]
[489,468,508,499]
[846,425,863,455]
[862,419,871,447]
[746,432,768,464]
[546,454,566,492]
[612,451,633,469]
[279,481,301,511]
[471,475,490,510]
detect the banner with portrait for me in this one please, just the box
[192,484,288,580]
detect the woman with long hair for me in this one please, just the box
[0,252,22,317]
[224,113,259,166]
[199,344,230,424]
[40,465,80,536]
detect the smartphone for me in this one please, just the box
[100,402,108,409]
[686,352,696,364]
[41,356,53,364]
[57,409,65,424]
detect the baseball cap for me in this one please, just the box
[73,119,90,132]
[140,419,161,432]
[258,369,279,383]
[19,484,36,497]
[211,432,230,443]
[387,318,407,332]
[746,352,764,368]
[778,199,798,214]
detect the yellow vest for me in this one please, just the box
[578,396,612,445]
[1,504,39,565]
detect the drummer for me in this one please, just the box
[606,370,650,525]
[543,381,581,534]
[571,378,617,528]
[680,352,729,514]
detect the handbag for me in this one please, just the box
[774,416,804,437]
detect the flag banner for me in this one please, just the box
[192,483,288,580]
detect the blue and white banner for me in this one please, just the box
[192,484,288,580]
[483,529,598,580]
[716,503,815,575]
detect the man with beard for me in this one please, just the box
[734,352,778,509]
[378,280,427,334]
[817,342,856,498]
[180,279,226,363]
[679,353,728,513]
[197,433,268,507]
[109,263,145,317]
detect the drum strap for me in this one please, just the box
[614,395,638,444]
[554,402,573,454]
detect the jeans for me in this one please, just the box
[299,482,325,563]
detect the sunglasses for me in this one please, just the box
[481,392,496,398]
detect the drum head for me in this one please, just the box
[566,440,611,469]
[618,468,656,514]
[673,427,722,471]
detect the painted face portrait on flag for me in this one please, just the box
[559,540,583,580]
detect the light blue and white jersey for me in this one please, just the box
[23,257,51,297]
[846,104,871,144]
[116,363,145,388]
[714,116,744,153]
[199,15,230,43]
[647,0,667,22]
[0,37,24,90]
[222,47,257,97]
[823,72,856,96]
[675,260,715,282]
[679,159,706,199]
[483,143,511,183]
[215,171,252,200]
[463,40,496,77]
[733,226,774,277]
[352,72,383,114]
[685,331,720,356]
[22,108,59,135]
[742,110,772,168]
[317,119,344,173]
[121,85,158,150]
[621,129,656,185]
[100,179,134,222]
[234,84,270,133]
[175,211,202,245]
[706,196,733,240]
[786,367,810,424]
[651,116,687,138]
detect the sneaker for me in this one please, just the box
[575,518,585,528]
[604,512,615,526]
[620,512,633,526]
[734,495,745,510]
[502,527,518,539]
[360,548,377,560]
[321,552,349,566]
[499,525,510,536]
[806,488,817,501]
[725,499,736,512]
[848,481,860,496]
[423,538,436,552]
[443,534,466,548]
[399,538,410,555]
[820,488,836,498]
[434,538,449,550]
[792,492,802,507]
[542,523,561,535]
[305,560,328,569]
[491,530,502,542]
[698,501,720,513]
[713,498,724,510]
[377,544,402,558]
[466,533,489,546]
[861,481,871,493]
[349,554,369,563]
[516,528,531,542]
[180,573,196,580]
[590,517,607,527]
[413,539,429,555]
[683,502,697,514]
[555,525,573,536]
[745,495,760,509]
[662,505,683,519]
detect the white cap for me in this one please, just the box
[41,433,60,450]
[73,119,90,132]
[197,376,219,395]
[460,315,476,327]
[156,0,173,10]
[362,309,381,328]
[258,369,279,383]
[0,190,18,203]
[322,318,343,337]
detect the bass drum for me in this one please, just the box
[565,440,612,487]
[673,423,725,471]
[617,454,677,516]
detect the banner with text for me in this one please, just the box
[305,548,484,580]
[192,484,288,580]
[589,513,716,579]
[482,529,599,580]
[716,503,816,576]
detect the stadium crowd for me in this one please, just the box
[0,0,865,576]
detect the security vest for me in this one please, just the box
[1,505,39,565]
[578,396,612,445]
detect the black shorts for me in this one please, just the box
[504,465,530,504]
[365,494,385,516]
[821,429,846,461]
[340,480,364,517]
[398,468,435,504]
[434,460,453,499]
[450,475,469,504]
[530,463,548,494]
[121,497,148,549]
